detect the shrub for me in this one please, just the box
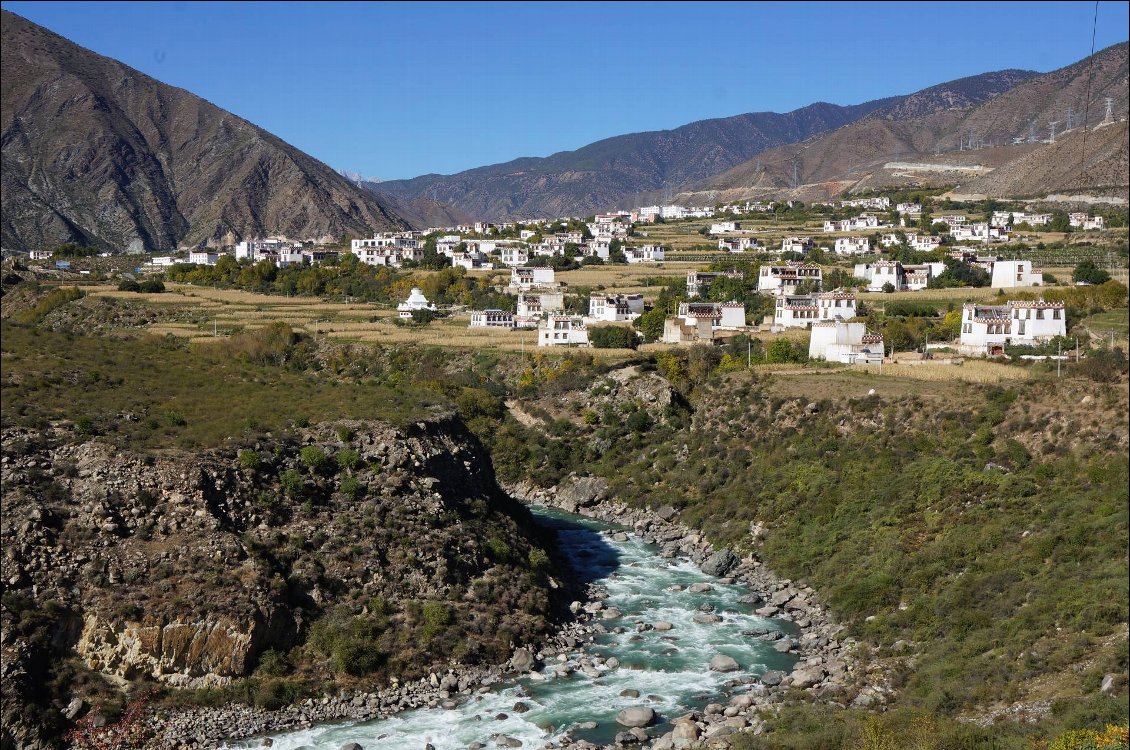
[339,475,363,499]
[14,286,83,325]
[299,445,329,473]
[279,469,304,497]
[254,649,292,677]
[238,450,261,470]
[117,279,141,292]
[1073,261,1112,285]
[1074,348,1128,382]
[420,601,452,642]
[589,325,638,349]
[139,279,166,293]
[335,425,354,442]
[337,447,360,471]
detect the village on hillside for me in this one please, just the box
[10,191,1126,366]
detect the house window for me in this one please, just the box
[1036,310,1044,320]
[1053,309,1061,319]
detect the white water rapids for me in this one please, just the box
[229,506,797,749]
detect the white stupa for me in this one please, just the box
[397,287,436,319]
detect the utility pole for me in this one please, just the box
[747,338,751,368]
[1057,339,1061,378]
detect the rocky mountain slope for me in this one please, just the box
[371,99,902,221]
[1,416,557,748]
[691,43,1127,201]
[1,11,408,253]
[952,120,1129,198]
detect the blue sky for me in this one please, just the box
[3,1,1128,180]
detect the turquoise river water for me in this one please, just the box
[229,506,797,749]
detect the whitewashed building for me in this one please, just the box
[687,270,744,298]
[780,236,814,254]
[809,320,885,364]
[990,259,1042,288]
[709,221,741,234]
[662,301,747,344]
[624,245,665,263]
[509,266,555,290]
[718,237,761,253]
[188,250,219,266]
[538,316,589,347]
[469,310,515,328]
[588,293,645,322]
[834,237,871,255]
[758,262,822,295]
[959,300,1065,354]
[1070,212,1105,230]
[773,291,857,330]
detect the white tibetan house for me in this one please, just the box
[958,300,1065,355]
[537,316,590,347]
[808,320,885,364]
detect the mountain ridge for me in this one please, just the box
[692,42,1128,201]
[372,68,1046,221]
[1,10,409,253]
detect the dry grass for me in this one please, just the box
[859,286,1004,303]
[853,359,1032,383]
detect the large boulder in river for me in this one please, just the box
[509,648,542,673]
[556,476,609,512]
[616,706,657,727]
[702,549,739,577]
[791,665,827,688]
[709,654,740,672]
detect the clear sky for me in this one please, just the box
[3,1,1128,180]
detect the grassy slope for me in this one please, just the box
[490,361,1129,747]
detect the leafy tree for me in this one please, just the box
[634,308,667,343]
[589,325,638,349]
[1049,211,1072,233]
[1073,261,1111,285]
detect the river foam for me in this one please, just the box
[229,506,797,749]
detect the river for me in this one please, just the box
[230,506,797,749]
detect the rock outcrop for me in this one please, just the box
[1,415,556,746]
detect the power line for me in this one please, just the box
[1079,0,1099,179]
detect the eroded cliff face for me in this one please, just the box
[1,414,555,744]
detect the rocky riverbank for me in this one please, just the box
[147,474,894,750]
[504,475,897,749]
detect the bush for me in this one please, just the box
[339,475,363,499]
[420,601,452,642]
[1074,348,1129,382]
[139,279,166,293]
[238,450,261,470]
[254,649,292,677]
[299,445,329,473]
[117,279,141,292]
[589,325,638,349]
[337,448,360,471]
[14,286,83,325]
[1073,261,1112,285]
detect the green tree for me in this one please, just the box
[1073,261,1111,285]
[589,325,638,349]
[634,309,667,343]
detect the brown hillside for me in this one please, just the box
[694,43,1128,201]
[953,120,1129,199]
[1,11,408,252]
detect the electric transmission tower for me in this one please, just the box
[1101,97,1115,125]
[1048,121,1058,143]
